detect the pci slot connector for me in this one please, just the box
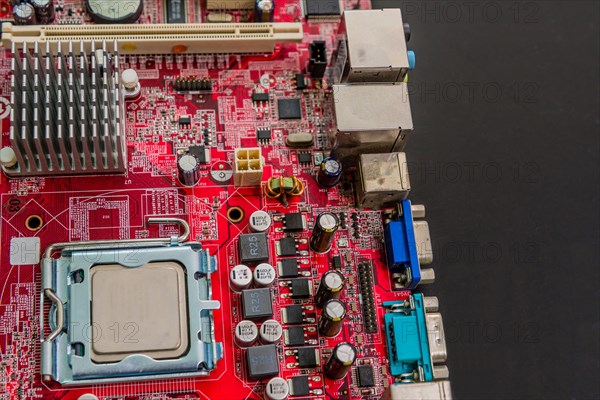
[1,22,303,54]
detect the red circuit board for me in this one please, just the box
[0,1,414,399]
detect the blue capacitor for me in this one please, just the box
[255,0,275,22]
[317,157,343,188]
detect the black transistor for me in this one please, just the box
[278,259,299,278]
[297,347,319,368]
[283,213,305,231]
[252,92,270,102]
[289,375,311,396]
[290,278,311,299]
[282,304,305,324]
[277,237,297,257]
[284,326,306,346]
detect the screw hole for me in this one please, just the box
[25,215,43,231]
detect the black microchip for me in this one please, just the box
[289,375,310,396]
[166,0,186,23]
[297,347,319,368]
[257,129,272,141]
[246,345,279,380]
[332,255,342,269]
[278,258,299,278]
[242,288,273,320]
[295,73,307,90]
[304,0,341,17]
[239,232,269,264]
[277,237,297,257]
[290,278,311,299]
[283,213,304,231]
[284,326,306,346]
[179,115,191,125]
[298,152,312,164]
[188,145,207,164]
[278,98,302,120]
[282,304,304,324]
[252,92,270,102]
[357,365,375,387]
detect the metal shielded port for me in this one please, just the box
[356,152,411,210]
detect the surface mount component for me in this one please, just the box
[383,294,449,382]
[1,22,304,54]
[206,0,255,9]
[39,224,221,385]
[356,152,411,210]
[3,41,125,177]
[241,288,274,320]
[239,232,270,264]
[331,83,413,165]
[357,365,376,387]
[303,0,341,19]
[85,0,144,24]
[333,9,410,83]
[246,345,280,380]
[278,98,303,119]
[384,200,434,289]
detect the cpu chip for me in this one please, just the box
[90,262,188,363]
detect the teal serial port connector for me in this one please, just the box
[383,294,449,383]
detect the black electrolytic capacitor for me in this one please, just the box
[324,342,357,380]
[310,212,339,253]
[317,157,342,188]
[314,270,345,308]
[318,299,346,337]
[254,0,275,22]
[177,154,201,186]
[13,3,37,25]
[30,0,55,24]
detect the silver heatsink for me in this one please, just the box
[6,41,125,176]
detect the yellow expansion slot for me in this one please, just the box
[1,22,303,54]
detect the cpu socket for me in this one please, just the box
[40,242,221,385]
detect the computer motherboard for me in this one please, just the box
[0,1,451,399]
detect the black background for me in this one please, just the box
[372,1,599,399]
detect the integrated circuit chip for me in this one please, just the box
[246,345,279,380]
[357,365,375,387]
[277,98,302,120]
[239,232,269,264]
[257,129,272,141]
[242,288,273,320]
[297,152,312,164]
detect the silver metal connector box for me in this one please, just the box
[331,83,413,165]
[336,9,409,83]
[356,152,411,209]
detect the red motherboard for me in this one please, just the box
[0,1,423,399]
